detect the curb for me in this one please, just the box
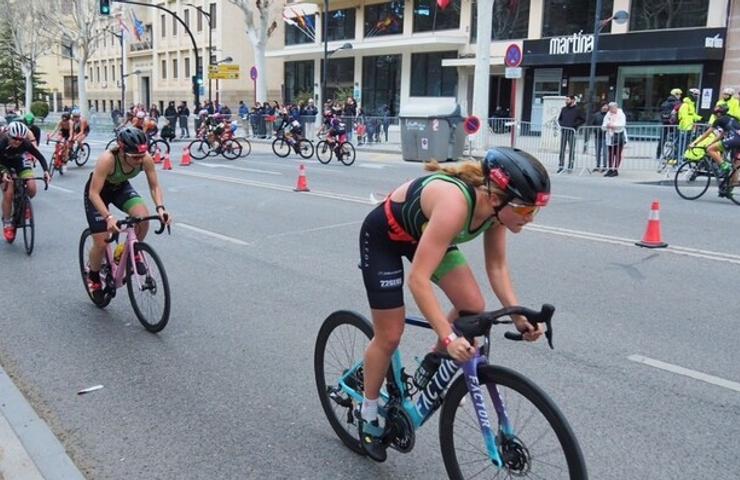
[0,366,85,480]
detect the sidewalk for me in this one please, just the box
[0,366,85,480]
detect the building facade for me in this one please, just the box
[268,0,731,124]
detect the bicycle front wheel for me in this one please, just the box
[674,160,711,200]
[296,139,314,159]
[222,139,242,160]
[235,137,252,157]
[316,140,333,164]
[149,139,170,155]
[272,138,291,158]
[188,140,210,160]
[725,165,740,206]
[126,242,171,333]
[314,310,374,455]
[21,196,34,255]
[75,143,91,167]
[338,142,356,166]
[439,365,587,480]
[78,229,113,308]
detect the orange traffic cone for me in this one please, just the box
[294,163,310,192]
[162,153,173,170]
[152,149,162,164]
[636,200,668,248]
[180,148,192,166]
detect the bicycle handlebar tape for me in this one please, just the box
[636,200,668,248]
[294,163,310,192]
[180,148,192,167]
[162,153,173,170]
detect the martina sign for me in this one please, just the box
[549,31,595,55]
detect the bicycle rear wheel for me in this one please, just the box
[316,140,333,164]
[75,143,91,166]
[149,139,170,155]
[235,137,252,157]
[78,229,113,308]
[296,139,314,159]
[314,310,374,455]
[338,142,356,166]
[188,140,210,160]
[272,138,291,158]
[126,242,170,333]
[725,165,740,205]
[21,196,34,255]
[674,160,711,200]
[439,365,587,480]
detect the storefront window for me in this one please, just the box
[362,55,401,117]
[326,8,355,41]
[542,0,613,37]
[410,51,458,97]
[284,60,314,104]
[364,1,404,37]
[617,65,702,122]
[321,57,355,102]
[470,0,530,41]
[285,14,316,45]
[629,0,709,31]
[413,0,460,33]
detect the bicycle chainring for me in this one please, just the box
[500,435,531,476]
[386,405,415,453]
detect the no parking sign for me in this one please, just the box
[463,116,481,135]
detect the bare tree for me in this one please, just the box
[44,0,113,116]
[229,0,280,103]
[4,0,54,111]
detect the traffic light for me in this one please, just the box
[99,0,111,15]
[192,75,203,95]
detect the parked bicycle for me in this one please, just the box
[674,146,740,205]
[656,129,677,174]
[2,170,47,255]
[272,129,313,159]
[315,304,587,479]
[315,132,356,166]
[78,215,171,332]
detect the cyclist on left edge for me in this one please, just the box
[1,122,51,242]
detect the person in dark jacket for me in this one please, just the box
[557,95,585,173]
[177,102,190,138]
[591,103,608,172]
[164,101,177,130]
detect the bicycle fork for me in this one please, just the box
[461,357,510,468]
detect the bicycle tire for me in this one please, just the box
[316,140,333,164]
[725,165,740,206]
[75,143,91,167]
[234,137,252,157]
[78,228,113,308]
[338,142,356,166]
[314,310,374,456]
[188,140,210,160]
[126,242,171,333]
[439,365,587,480]
[674,160,711,200]
[149,139,170,156]
[296,139,314,159]
[105,138,117,151]
[21,195,34,255]
[272,138,291,158]
[222,139,242,160]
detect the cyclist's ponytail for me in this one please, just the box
[424,160,506,199]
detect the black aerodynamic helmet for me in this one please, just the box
[117,126,148,154]
[481,147,551,206]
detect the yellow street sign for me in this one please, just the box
[209,72,240,80]
[208,64,240,74]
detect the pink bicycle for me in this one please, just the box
[78,215,171,332]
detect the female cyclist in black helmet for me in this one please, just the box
[357,147,550,462]
[83,126,172,302]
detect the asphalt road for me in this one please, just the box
[1,132,738,479]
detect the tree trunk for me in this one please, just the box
[21,63,33,112]
[254,42,267,103]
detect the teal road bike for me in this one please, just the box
[315,305,587,479]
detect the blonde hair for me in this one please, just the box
[424,160,506,198]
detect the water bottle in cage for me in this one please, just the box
[413,351,442,390]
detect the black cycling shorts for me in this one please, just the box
[722,133,740,151]
[83,174,144,233]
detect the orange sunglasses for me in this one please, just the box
[508,202,540,217]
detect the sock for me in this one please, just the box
[361,395,378,422]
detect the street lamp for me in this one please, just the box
[585,6,629,123]
[186,3,213,104]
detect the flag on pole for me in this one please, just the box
[118,15,131,41]
[130,11,145,42]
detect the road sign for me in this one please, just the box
[209,64,240,74]
[250,66,258,80]
[505,67,522,79]
[504,44,522,68]
[463,116,481,135]
[209,72,241,80]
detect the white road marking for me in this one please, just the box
[552,194,583,200]
[358,163,385,169]
[628,355,740,393]
[176,222,251,246]
[197,162,282,175]
[262,221,362,240]
[47,184,75,194]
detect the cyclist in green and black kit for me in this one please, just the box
[83,127,171,302]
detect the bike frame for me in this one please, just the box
[104,226,148,290]
[336,315,511,467]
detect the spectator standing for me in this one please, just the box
[380,104,391,142]
[177,101,190,138]
[677,88,702,160]
[708,87,740,124]
[238,101,249,120]
[111,107,123,127]
[656,88,682,162]
[602,102,627,177]
[149,104,160,120]
[164,101,177,130]
[343,96,357,140]
[557,95,585,173]
[591,103,608,172]
[302,99,318,138]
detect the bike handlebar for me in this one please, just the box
[104,214,171,243]
[454,304,555,349]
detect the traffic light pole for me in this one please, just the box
[111,0,202,107]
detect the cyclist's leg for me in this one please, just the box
[2,175,14,220]
[84,179,111,273]
[111,182,148,239]
[20,169,37,198]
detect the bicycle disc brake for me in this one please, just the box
[500,435,531,476]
